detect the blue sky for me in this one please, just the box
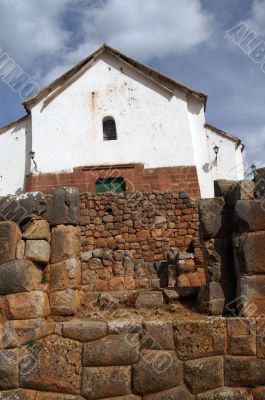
[0,0,264,168]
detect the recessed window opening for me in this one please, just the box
[103,117,117,140]
[96,177,125,193]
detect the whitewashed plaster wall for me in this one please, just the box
[0,117,31,196]
[205,126,244,182]
[30,54,197,174]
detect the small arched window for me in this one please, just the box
[103,117,117,141]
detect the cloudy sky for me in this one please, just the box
[0,0,264,168]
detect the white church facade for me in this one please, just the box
[0,44,244,198]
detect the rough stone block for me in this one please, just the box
[142,321,174,350]
[62,320,107,342]
[3,319,55,348]
[49,289,80,316]
[81,366,131,399]
[253,388,265,400]
[48,187,80,226]
[133,350,182,395]
[0,221,21,265]
[214,180,238,205]
[256,319,265,358]
[83,333,140,366]
[0,260,44,295]
[51,225,80,263]
[6,291,50,319]
[0,389,36,400]
[108,316,143,334]
[18,192,48,218]
[197,387,253,400]
[198,198,225,238]
[234,232,265,275]
[99,396,140,400]
[237,276,265,317]
[35,393,85,400]
[25,240,50,264]
[225,357,265,386]
[22,220,50,241]
[184,357,224,394]
[143,386,194,399]
[204,238,235,282]
[135,291,164,309]
[235,200,265,233]
[174,318,226,360]
[20,335,82,394]
[0,349,19,389]
[16,240,25,259]
[49,259,81,292]
[227,318,256,356]
[197,282,226,316]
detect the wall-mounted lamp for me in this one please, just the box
[213,145,219,157]
[213,145,219,166]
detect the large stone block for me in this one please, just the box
[174,318,226,360]
[133,350,182,395]
[0,349,19,389]
[225,357,265,386]
[48,187,80,226]
[142,321,174,350]
[99,396,140,400]
[35,393,85,400]
[237,275,265,317]
[20,335,82,394]
[6,291,50,319]
[18,192,48,218]
[0,221,21,265]
[135,291,164,309]
[62,320,107,342]
[51,225,80,263]
[3,319,55,348]
[22,220,50,241]
[197,387,253,400]
[49,259,81,292]
[198,198,226,238]
[0,260,44,295]
[25,240,50,264]
[256,319,265,358]
[143,386,194,400]
[184,357,223,394]
[197,282,226,316]
[0,389,36,400]
[83,333,140,366]
[81,366,131,399]
[227,318,256,356]
[253,388,265,400]
[234,200,265,233]
[49,289,80,316]
[204,238,235,282]
[234,232,265,275]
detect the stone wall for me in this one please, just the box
[3,183,265,398]
[1,309,265,398]
[198,179,265,318]
[79,190,205,291]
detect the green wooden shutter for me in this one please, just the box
[96,178,125,193]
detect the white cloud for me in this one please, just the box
[245,0,265,35]
[42,0,214,85]
[0,0,72,68]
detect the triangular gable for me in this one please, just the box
[23,44,207,112]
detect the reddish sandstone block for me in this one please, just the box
[6,292,50,320]
[0,221,21,265]
[51,225,80,263]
